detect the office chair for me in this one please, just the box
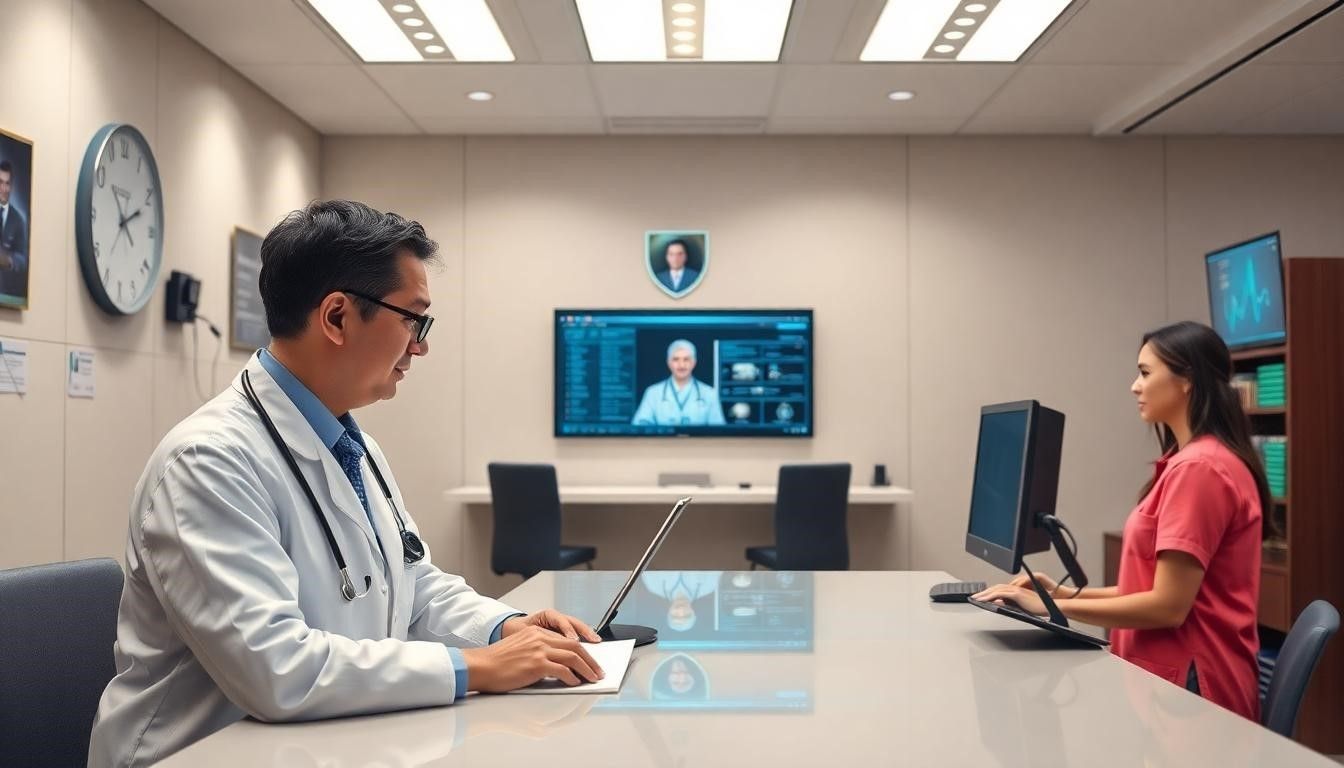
[746,463,852,570]
[1262,599,1339,739]
[487,463,596,579]
[0,558,124,768]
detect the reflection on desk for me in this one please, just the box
[555,570,814,651]
[597,651,813,713]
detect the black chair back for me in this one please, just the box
[488,463,564,578]
[1263,599,1340,738]
[0,558,124,768]
[775,463,852,570]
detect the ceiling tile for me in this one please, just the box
[592,66,779,117]
[366,64,601,119]
[144,0,349,65]
[1032,0,1297,65]
[1255,4,1344,64]
[772,64,1014,120]
[236,64,418,134]
[1228,68,1344,132]
[1136,62,1344,134]
[963,64,1170,133]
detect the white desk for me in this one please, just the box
[160,571,1336,767]
[444,484,914,505]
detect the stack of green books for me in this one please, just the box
[1256,363,1286,408]
[1262,437,1288,498]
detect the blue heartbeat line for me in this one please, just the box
[1223,258,1273,331]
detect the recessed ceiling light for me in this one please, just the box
[307,0,421,61]
[672,43,697,55]
[402,17,424,26]
[424,44,445,53]
[944,30,965,39]
[391,3,414,12]
[466,90,494,101]
[413,31,434,40]
[671,2,697,11]
[887,90,915,101]
[575,0,792,62]
[933,43,955,53]
[672,30,696,41]
[419,0,515,61]
[862,0,1071,62]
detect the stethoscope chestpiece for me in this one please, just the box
[340,568,372,601]
[401,530,426,565]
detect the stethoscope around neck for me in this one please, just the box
[662,378,704,408]
[241,369,426,602]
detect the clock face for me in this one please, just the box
[75,124,164,315]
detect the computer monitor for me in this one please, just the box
[1205,232,1287,351]
[964,400,1064,575]
[554,309,814,437]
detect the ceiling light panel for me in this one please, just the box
[306,0,514,62]
[861,0,1072,62]
[577,0,794,62]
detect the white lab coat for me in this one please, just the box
[88,355,518,768]
[630,377,726,426]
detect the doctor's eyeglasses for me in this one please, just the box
[341,290,434,344]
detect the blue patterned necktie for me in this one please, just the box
[333,431,373,521]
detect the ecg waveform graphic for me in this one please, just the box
[1220,257,1274,333]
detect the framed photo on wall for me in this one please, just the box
[0,128,34,310]
[646,230,708,299]
[230,227,270,351]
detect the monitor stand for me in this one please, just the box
[967,514,1109,648]
[597,611,658,647]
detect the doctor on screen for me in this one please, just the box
[88,201,604,768]
[631,339,726,426]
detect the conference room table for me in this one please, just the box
[158,571,1336,767]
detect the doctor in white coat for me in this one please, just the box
[631,340,726,426]
[89,201,604,768]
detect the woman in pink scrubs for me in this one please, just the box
[975,321,1270,721]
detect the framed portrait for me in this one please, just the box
[645,230,708,299]
[0,128,34,310]
[229,227,271,351]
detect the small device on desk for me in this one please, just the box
[929,581,987,603]
[960,400,1107,648]
[593,496,693,647]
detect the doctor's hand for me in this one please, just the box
[501,609,602,643]
[462,625,605,693]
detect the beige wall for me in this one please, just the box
[326,134,1344,596]
[0,0,320,568]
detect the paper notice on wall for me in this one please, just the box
[68,348,95,398]
[0,338,28,394]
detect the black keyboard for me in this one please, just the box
[928,581,987,603]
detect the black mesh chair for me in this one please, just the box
[746,463,852,570]
[0,558,124,768]
[488,463,597,579]
[1262,599,1339,738]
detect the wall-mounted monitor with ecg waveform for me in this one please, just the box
[1205,232,1287,351]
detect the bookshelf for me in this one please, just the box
[1105,258,1344,751]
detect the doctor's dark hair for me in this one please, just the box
[259,200,438,338]
[1136,321,1271,520]
[0,160,12,174]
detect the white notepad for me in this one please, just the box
[506,639,636,695]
